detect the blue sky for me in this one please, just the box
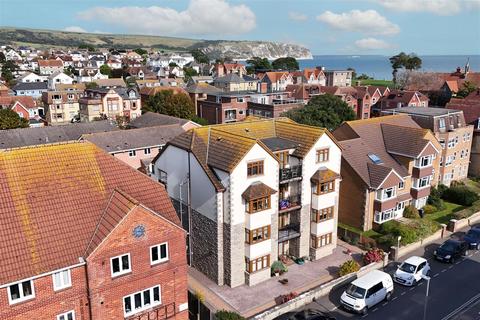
[1,0,479,55]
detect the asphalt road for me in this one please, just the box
[278,225,480,320]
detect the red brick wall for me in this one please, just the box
[11,103,30,120]
[0,266,90,320]
[87,206,188,320]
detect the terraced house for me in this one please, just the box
[0,142,188,320]
[152,117,342,287]
[333,115,442,231]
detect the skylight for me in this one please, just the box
[368,153,383,164]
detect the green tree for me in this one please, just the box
[99,64,112,77]
[143,90,195,119]
[389,52,422,84]
[191,115,209,125]
[271,57,299,70]
[0,109,29,130]
[246,57,272,74]
[85,82,99,89]
[78,44,95,52]
[0,52,5,63]
[457,81,477,98]
[169,62,178,67]
[1,60,18,85]
[347,67,357,79]
[134,48,148,56]
[191,49,209,64]
[282,94,356,130]
[64,65,76,76]
[215,310,245,320]
[183,66,198,82]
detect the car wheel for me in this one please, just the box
[361,307,368,315]
[386,292,393,301]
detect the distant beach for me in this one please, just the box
[299,55,480,80]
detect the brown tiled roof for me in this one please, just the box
[139,86,187,96]
[94,78,126,88]
[242,181,277,200]
[311,167,341,183]
[0,141,179,285]
[381,123,432,157]
[38,59,63,67]
[334,115,433,188]
[0,96,36,109]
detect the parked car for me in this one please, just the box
[340,270,394,315]
[393,256,430,286]
[463,228,480,250]
[434,239,467,263]
[286,309,336,320]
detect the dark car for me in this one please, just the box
[434,239,467,263]
[463,228,480,249]
[286,309,336,320]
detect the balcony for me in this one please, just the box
[279,165,302,182]
[278,223,300,242]
[279,194,301,213]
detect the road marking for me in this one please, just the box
[392,297,398,301]
[441,269,447,273]
[362,314,368,318]
[433,273,440,277]
[418,282,424,287]
[455,261,461,265]
[329,306,338,311]
[440,292,480,320]
[409,287,415,291]
[382,302,388,306]
[448,265,453,269]
[372,308,379,312]
[401,292,406,296]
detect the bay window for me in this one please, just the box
[415,155,433,168]
[375,187,396,201]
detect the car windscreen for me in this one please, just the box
[399,262,416,273]
[439,242,456,252]
[346,284,366,299]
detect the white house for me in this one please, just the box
[152,117,342,288]
[18,72,47,83]
[4,49,22,61]
[47,72,74,90]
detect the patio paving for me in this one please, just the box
[188,240,364,317]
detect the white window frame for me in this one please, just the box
[129,150,136,157]
[52,269,72,291]
[150,242,169,265]
[144,147,151,155]
[398,181,405,190]
[57,310,75,320]
[413,176,431,189]
[375,186,396,201]
[110,253,131,277]
[123,285,161,317]
[8,280,35,305]
[415,155,433,168]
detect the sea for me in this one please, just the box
[298,55,480,80]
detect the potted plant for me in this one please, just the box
[271,260,288,276]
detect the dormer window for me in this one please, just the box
[415,155,433,168]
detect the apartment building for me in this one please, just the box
[373,90,429,115]
[37,59,64,75]
[324,69,353,87]
[152,117,342,287]
[42,90,83,125]
[386,107,474,186]
[333,115,441,231]
[213,73,258,92]
[79,87,141,122]
[0,141,187,320]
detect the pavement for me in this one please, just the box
[188,240,364,317]
[277,223,480,320]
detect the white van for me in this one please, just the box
[340,270,394,314]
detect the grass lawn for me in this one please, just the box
[355,79,394,87]
[338,222,381,239]
[425,202,465,224]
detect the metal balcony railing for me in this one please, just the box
[279,165,302,182]
[278,223,301,242]
[129,302,176,320]
[279,194,301,211]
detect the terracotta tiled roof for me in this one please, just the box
[0,96,36,109]
[37,59,63,67]
[139,86,187,96]
[0,141,179,284]
[242,181,277,200]
[445,80,459,93]
[311,167,341,183]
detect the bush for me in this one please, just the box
[443,185,479,206]
[377,234,395,248]
[410,219,440,239]
[403,205,420,219]
[423,204,437,215]
[363,248,385,264]
[428,186,446,210]
[271,261,288,275]
[215,311,245,320]
[380,220,419,245]
[338,260,360,276]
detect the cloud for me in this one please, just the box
[354,37,393,50]
[374,0,479,15]
[316,10,400,36]
[64,26,87,33]
[288,12,308,22]
[77,0,256,36]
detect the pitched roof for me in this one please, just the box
[139,86,187,97]
[159,117,334,191]
[0,141,179,285]
[186,83,222,94]
[0,96,36,109]
[0,121,119,149]
[311,167,341,183]
[242,181,277,200]
[94,78,126,88]
[38,59,63,67]
[12,82,48,91]
[82,124,186,153]
[128,112,189,129]
[334,115,436,189]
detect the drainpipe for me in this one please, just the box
[81,257,93,320]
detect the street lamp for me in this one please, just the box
[421,274,431,320]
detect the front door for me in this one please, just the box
[278,240,289,256]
